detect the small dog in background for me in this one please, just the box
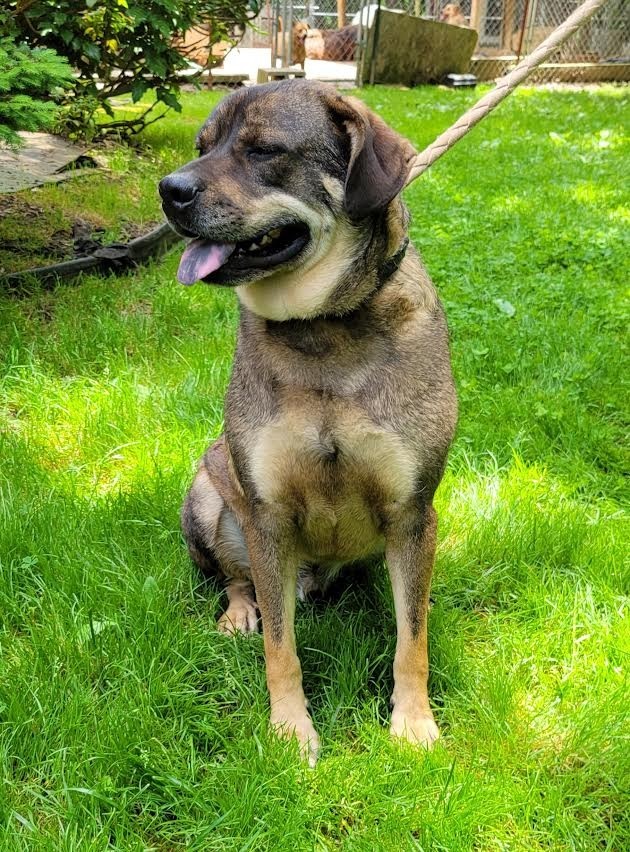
[440,3,469,27]
[276,18,309,68]
[305,25,358,62]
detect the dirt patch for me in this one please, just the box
[0,195,160,276]
[0,194,45,221]
[119,219,161,241]
[0,196,97,274]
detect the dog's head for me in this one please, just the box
[293,20,309,43]
[440,3,463,22]
[159,81,415,318]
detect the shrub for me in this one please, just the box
[0,15,73,147]
[10,0,260,140]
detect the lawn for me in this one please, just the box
[0,84,628,850]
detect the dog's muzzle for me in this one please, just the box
[159,168,311,286]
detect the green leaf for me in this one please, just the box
[142,576,158,602]
[494,298,516,318]
[83,43,101,61]
[156,88,181,112]
[131,78,149,103]
[76,619,117,645]
[144,53,167,78]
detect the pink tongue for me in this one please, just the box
[177,239,235,285]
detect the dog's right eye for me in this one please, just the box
[247,145,286,161]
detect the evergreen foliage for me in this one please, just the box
[0,33,73,147]
[9,0,260,140]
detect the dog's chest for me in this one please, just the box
[248,397,416,560]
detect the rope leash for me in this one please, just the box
[405,0,609,186]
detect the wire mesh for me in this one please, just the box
[521,0,630,80]
[242,0,366,63]
[239,0,629,82]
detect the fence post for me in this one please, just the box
[503,0,517,50]
[270,0,279,66]
[337,0,346,28]
[470,0,485,34]
[286,0,293,65]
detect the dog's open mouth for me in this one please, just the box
[177,223,310,285]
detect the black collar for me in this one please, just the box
[377,238,409,287]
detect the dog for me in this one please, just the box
[275,18,309,68]
[440,3,468,27]
[159,81,457,765]
[305,25,358,62]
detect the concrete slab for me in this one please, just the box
[0,132,96,193]
[256,67,306,83]
[221,47,357,84]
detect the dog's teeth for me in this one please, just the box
[249,242,261,251]
[269,228,282,239]
[260,234,272,246]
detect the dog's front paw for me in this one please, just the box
[390,708,440,749]
[271,707,320,767]
[217,601,259,635]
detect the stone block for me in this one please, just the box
[361,11,478,85]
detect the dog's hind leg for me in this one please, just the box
[217,577,259,635]
[181,459,259,635]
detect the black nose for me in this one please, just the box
[159,172,204,208]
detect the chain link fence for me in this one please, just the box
[238,0,629,82]
[459,0,630,82]
[520,0,629,81]
[241,0,364,61]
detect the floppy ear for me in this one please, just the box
[326,93,417,220]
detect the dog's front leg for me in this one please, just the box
[386,504,440,749]
[245,522,320,766]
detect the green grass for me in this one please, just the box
[1,84,628,850]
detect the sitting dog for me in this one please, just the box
[275,18,309,68]
[159,81,457,765]
[440,3,469,27]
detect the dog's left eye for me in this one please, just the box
[247,145,287,161]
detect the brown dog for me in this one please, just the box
[305,25,358,62]
[159,81,457,765]
[440,3,468,27]
[276,18,309,68]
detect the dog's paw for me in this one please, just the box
[390,709,440,750]
[217,601,259,636]
[271,709,320,767]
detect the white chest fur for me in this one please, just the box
[248,402,416,560]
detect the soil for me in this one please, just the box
[0,194,160,276]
